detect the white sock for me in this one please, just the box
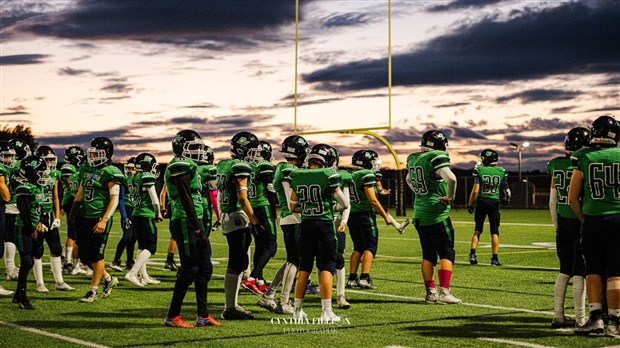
[224,273,240,309]
[131,249,151,276]
[4,242,16,270]
[65,247,73,262]
[265,263,286,298]
[103,272,112,283]
[294,297,304,311]
[589,302,603,312]
[281,262,297,304]
[336,267,346,298]
[554,273,570,319]
[573,275,587,325]
[50,256,64,284]
[321,298,332,311]
[34,258,44,286]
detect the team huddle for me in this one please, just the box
[0,114,618,337]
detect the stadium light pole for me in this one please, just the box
[509,141,529,182]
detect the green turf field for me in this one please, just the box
[1,209,618,348]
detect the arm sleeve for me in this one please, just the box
[170,173,203,232]
[147,185,161,218]
[336,186,351,225]
[436,166,457,200]
[209,188,220,220]
[549,187,558,228]
[118,185,128,220]
[17,194,35,232]
[405,174,415,191]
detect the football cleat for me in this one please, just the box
[551,318,575,329]
[257,281,268,294]
[242,279,263,295]
[607,317,620,338]
[574,315,604,335]
[55,282,75,291]
[346,278,359,288]
[437,288,462,304]
[358,278,377,290]
[165,316,194,328]
[469,254,478,265]
[5,268,19,281]
[293,309,307,320]
[125,272,144,287]
[221,307,254,320]
[79,290,97,303]
[306,281,320,294]
[36,284,49,293]
[13,294,34,310]
[110,261,123,272]
[63,263,74,274]
[337,295,351,309]
[491,259,502,266]
[320,308,340,323]
[164,259,178,271]
[141,275,161,285]
[425,287,438,303]
[71,265,88,275]
[101,276,119,298]
[196,315,221,327]
[275,302,295,315]
[257,295,277,311]
[0,286,14,296]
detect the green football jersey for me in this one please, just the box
[290,168,341,221]
[571,147,620,216]
[474,165,507,200]
[60,164,78,206]
[41,169,60,213]
[78,164,125,219]
[406,150,451,226]
[15,182,45,229]
[198,164,217,222]
[164,158,204,221]
[132,172,158,218]
[547,156,577,219]
[248,161,275,208]
[124,174,136,208]
[274,162,296,218]
[216,159,252,214]
[349,169,377,213]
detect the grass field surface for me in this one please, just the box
[1,209,618,348]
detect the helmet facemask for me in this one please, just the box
[182,139,205,162]
[87,147,109,167]
[244,147,263,164]
[1,149,16,168]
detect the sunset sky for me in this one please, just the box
[1,0,618,171]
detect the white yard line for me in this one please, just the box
[0,321,111,348]
[478,338,556,348]
[451,221,554,227]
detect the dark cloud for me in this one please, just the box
[58,67,91,76]
[322,13,371,28]
[181,103,218,109]
[0,54,49,65]
[434,102,470,108]
[303,1,620,91]
[427,0,505,12]
[583,106,620,113]
[496,89,582,103]
[8,1,316,50]
[100,83,133,94]
[550,106,576,114]
[0,111,29,116]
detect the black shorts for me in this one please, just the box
[170,218,213,278]
[299,219,337,274]
[347,211,379,256]
[556,216,585,276]
[415,217,456,265]
[581,213,620,278]
[281,223,300,266]
[133,216,158,254]
[76,217,113,265]
[253,206,278,256]
[35,213,62,257]
[474,198,500,234]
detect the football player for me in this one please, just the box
[548,127,590,328]
[159,184,180,272]
[406,130,461,304]
[256,135,308,314]
[110,157,137,272]
[289,143,350,322]
[0,140,15,296]
[12,155,49,309]
[216,131,263,320]
[125,153,164,287]
[196,145,221,236]
[347,149,406,290]
[69,136,121,303]
[4,138,31,282]
[60,146,87,275]
[467,149,511,266]
[570,115,620,337]
[243,140,277,295]
[32,146,75,292]
[164,130,219,328]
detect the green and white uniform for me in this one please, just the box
[406,150,451,226]
[547,157,577,219]
[216,159,252,233]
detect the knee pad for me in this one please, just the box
[49,242,63,257]
[32,243,45,259]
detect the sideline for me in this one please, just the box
[0,321,111,348]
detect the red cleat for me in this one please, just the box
[164,316,194,328]
[196,314,222,327]
[242,279,263,295]
[257,281,268,293]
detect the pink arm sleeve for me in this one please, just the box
[209,189,220,220]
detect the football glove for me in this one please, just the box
[501,198,510,207]
[122,218,133,230]
[211,220,221,232]
[467,205,475,214]
[252,223,267,236]
[51,218,61,229]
